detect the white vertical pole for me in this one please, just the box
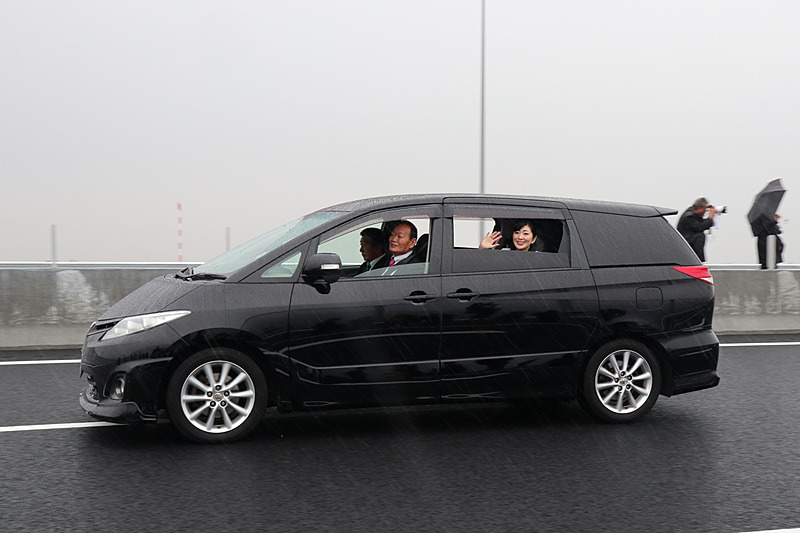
[51,224,57,265]
[177,202,183,262]
[478,0,487,241]
[479,0,486,198]
[226,226,231,252]
[767,235,776,269]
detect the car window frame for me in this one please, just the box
[312,204,444,279]
[443,204,580,274]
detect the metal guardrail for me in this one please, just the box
[705,264,800,270]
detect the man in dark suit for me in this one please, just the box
[357,227,387,274]
[384,220,418,266]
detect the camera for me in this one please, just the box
[709,205,727,214]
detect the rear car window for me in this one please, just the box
[448,207,571,273]
[572,211,699,267]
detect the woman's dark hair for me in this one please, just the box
[509,220,537,251]
[511,220,536,234]
[492,219,537,250]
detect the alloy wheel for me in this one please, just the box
[593,349,654,414]
[179,360,257,434]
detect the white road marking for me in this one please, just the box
[0,421,118,433]
[740,529,800,533]
[0,359,81,366]
[720,342,800,347]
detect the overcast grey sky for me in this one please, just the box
[1,1,798,264]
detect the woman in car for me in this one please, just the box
[479,219,538,251]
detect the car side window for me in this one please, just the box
[317,215,434,278]
[450,210,571,273]
[261,250,303,278]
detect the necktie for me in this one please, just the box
[389,257,395,266]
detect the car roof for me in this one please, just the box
[319,194,676,218]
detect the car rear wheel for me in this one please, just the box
[166,348,267,443]
[581,340,661,423]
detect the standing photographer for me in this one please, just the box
[677,197,718,262]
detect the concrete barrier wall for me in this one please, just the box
[712,269,800,335]
[0,267,179,349]
[1,266,798,349]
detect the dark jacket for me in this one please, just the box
[357,254,387,274]
[750,214,781,237]
[677,207,714,261]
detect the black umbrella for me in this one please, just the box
[747,178,786,236]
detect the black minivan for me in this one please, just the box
[80,194,720,443]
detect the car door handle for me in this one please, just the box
[403,291,437,304]
[446,289,480,301]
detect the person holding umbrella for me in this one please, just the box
[677,197,718,262]
[748,178,786,269]
[752,214,784,269]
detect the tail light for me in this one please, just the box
[672,265,713,285]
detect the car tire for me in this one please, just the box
[166,348,267,443]
[581,339,661,423]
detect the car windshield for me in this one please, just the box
[194,211,343,276]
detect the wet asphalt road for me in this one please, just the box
[1,341,799,533]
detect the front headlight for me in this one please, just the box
[102,310,191,341]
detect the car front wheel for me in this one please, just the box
[581,340,661,423]
[166,348,267,443]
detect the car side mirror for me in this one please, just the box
[303,253,342,291]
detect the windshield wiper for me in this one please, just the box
[175,267,195,279]
[175,267,194,279]
[175,268,227,281]
[188,272,227,280]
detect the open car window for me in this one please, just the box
[450,209,571,273]
[317,212,435,278]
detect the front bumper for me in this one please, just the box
[80,320,186,420]
[79,384,155,422]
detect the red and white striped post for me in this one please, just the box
[177,201,183,262]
